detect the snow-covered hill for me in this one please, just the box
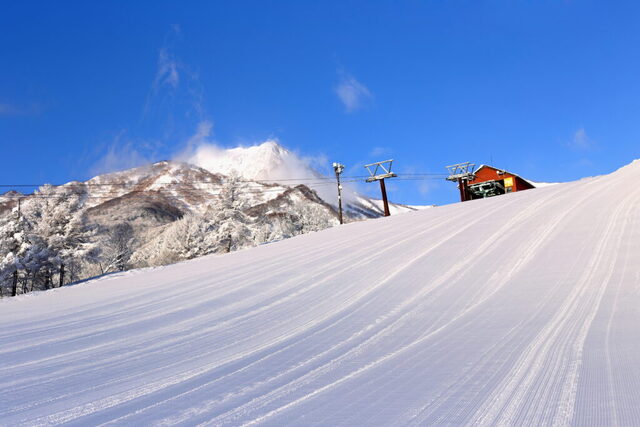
[1,160,639,425]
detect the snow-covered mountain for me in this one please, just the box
[2,160,639,425]
[0,148,426,292]
[0,161,344,285]
[0,160,339,237]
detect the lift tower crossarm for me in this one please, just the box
[445,162,476,202]
[445,162,476,181]
[364,159,398,182]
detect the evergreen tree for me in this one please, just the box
[0,208,29,296]
[204,175,254,253]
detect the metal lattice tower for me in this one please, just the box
[445,162,476,182]
[445,162,476,202]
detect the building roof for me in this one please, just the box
[473,164,536,188]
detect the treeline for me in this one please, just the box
[0,184,94,297]
[0,176,337,297]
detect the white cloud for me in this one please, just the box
[568,127,595,151]
[417,180,439,197]
[0,102,42,116]
[154,48,180,89]
[369,146,390,157]
[185,120,213,147]
[335,72,372,113]
[89,133,158,176]
[0,103,21,115]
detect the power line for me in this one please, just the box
[0,173,448,204]
[0,174,446,190]
[0,179,370,201]
[0,181,446,201]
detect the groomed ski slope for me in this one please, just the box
[1,161,640,426]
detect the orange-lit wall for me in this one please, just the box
[468,166,535,192]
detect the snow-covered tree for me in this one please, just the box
[131,176,258,267]
[296,202,337,233]
[98,222,135,273]
[0,209,29,296]
[1,185,97,291]
[131,213,217,267]
[204,175,254,253]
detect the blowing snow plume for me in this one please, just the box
[176,128,343,206]
[185,140,321,183]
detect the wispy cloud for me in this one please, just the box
[152,24,182,91]
[369,146,390,158]
[335,71,373,113]
[89,132,160,176]
[143,24,206,123]
[0,102,43,116]
[0,103,22,115]
[568,127,596,151]
[154,48,180,90]
[185,119,213,148]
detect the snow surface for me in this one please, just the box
[1,161,640,425]
[526,180,559,188]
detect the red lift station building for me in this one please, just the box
[465,165,535,200]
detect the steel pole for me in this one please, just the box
[380,178,391,216]
[457,178,466,202]
[335,171,344,224]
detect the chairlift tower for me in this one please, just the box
[364,159,397,216]
[446,162,476,202]
[333,162,345,224]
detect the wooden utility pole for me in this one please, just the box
[333,162,345,224]
[12,271,18,297]
[59,263,65,288]
[364,160,398,217]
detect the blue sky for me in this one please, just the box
[1,1,639,205]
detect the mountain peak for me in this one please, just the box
[185,140,299,182]
[259,139,284,150]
